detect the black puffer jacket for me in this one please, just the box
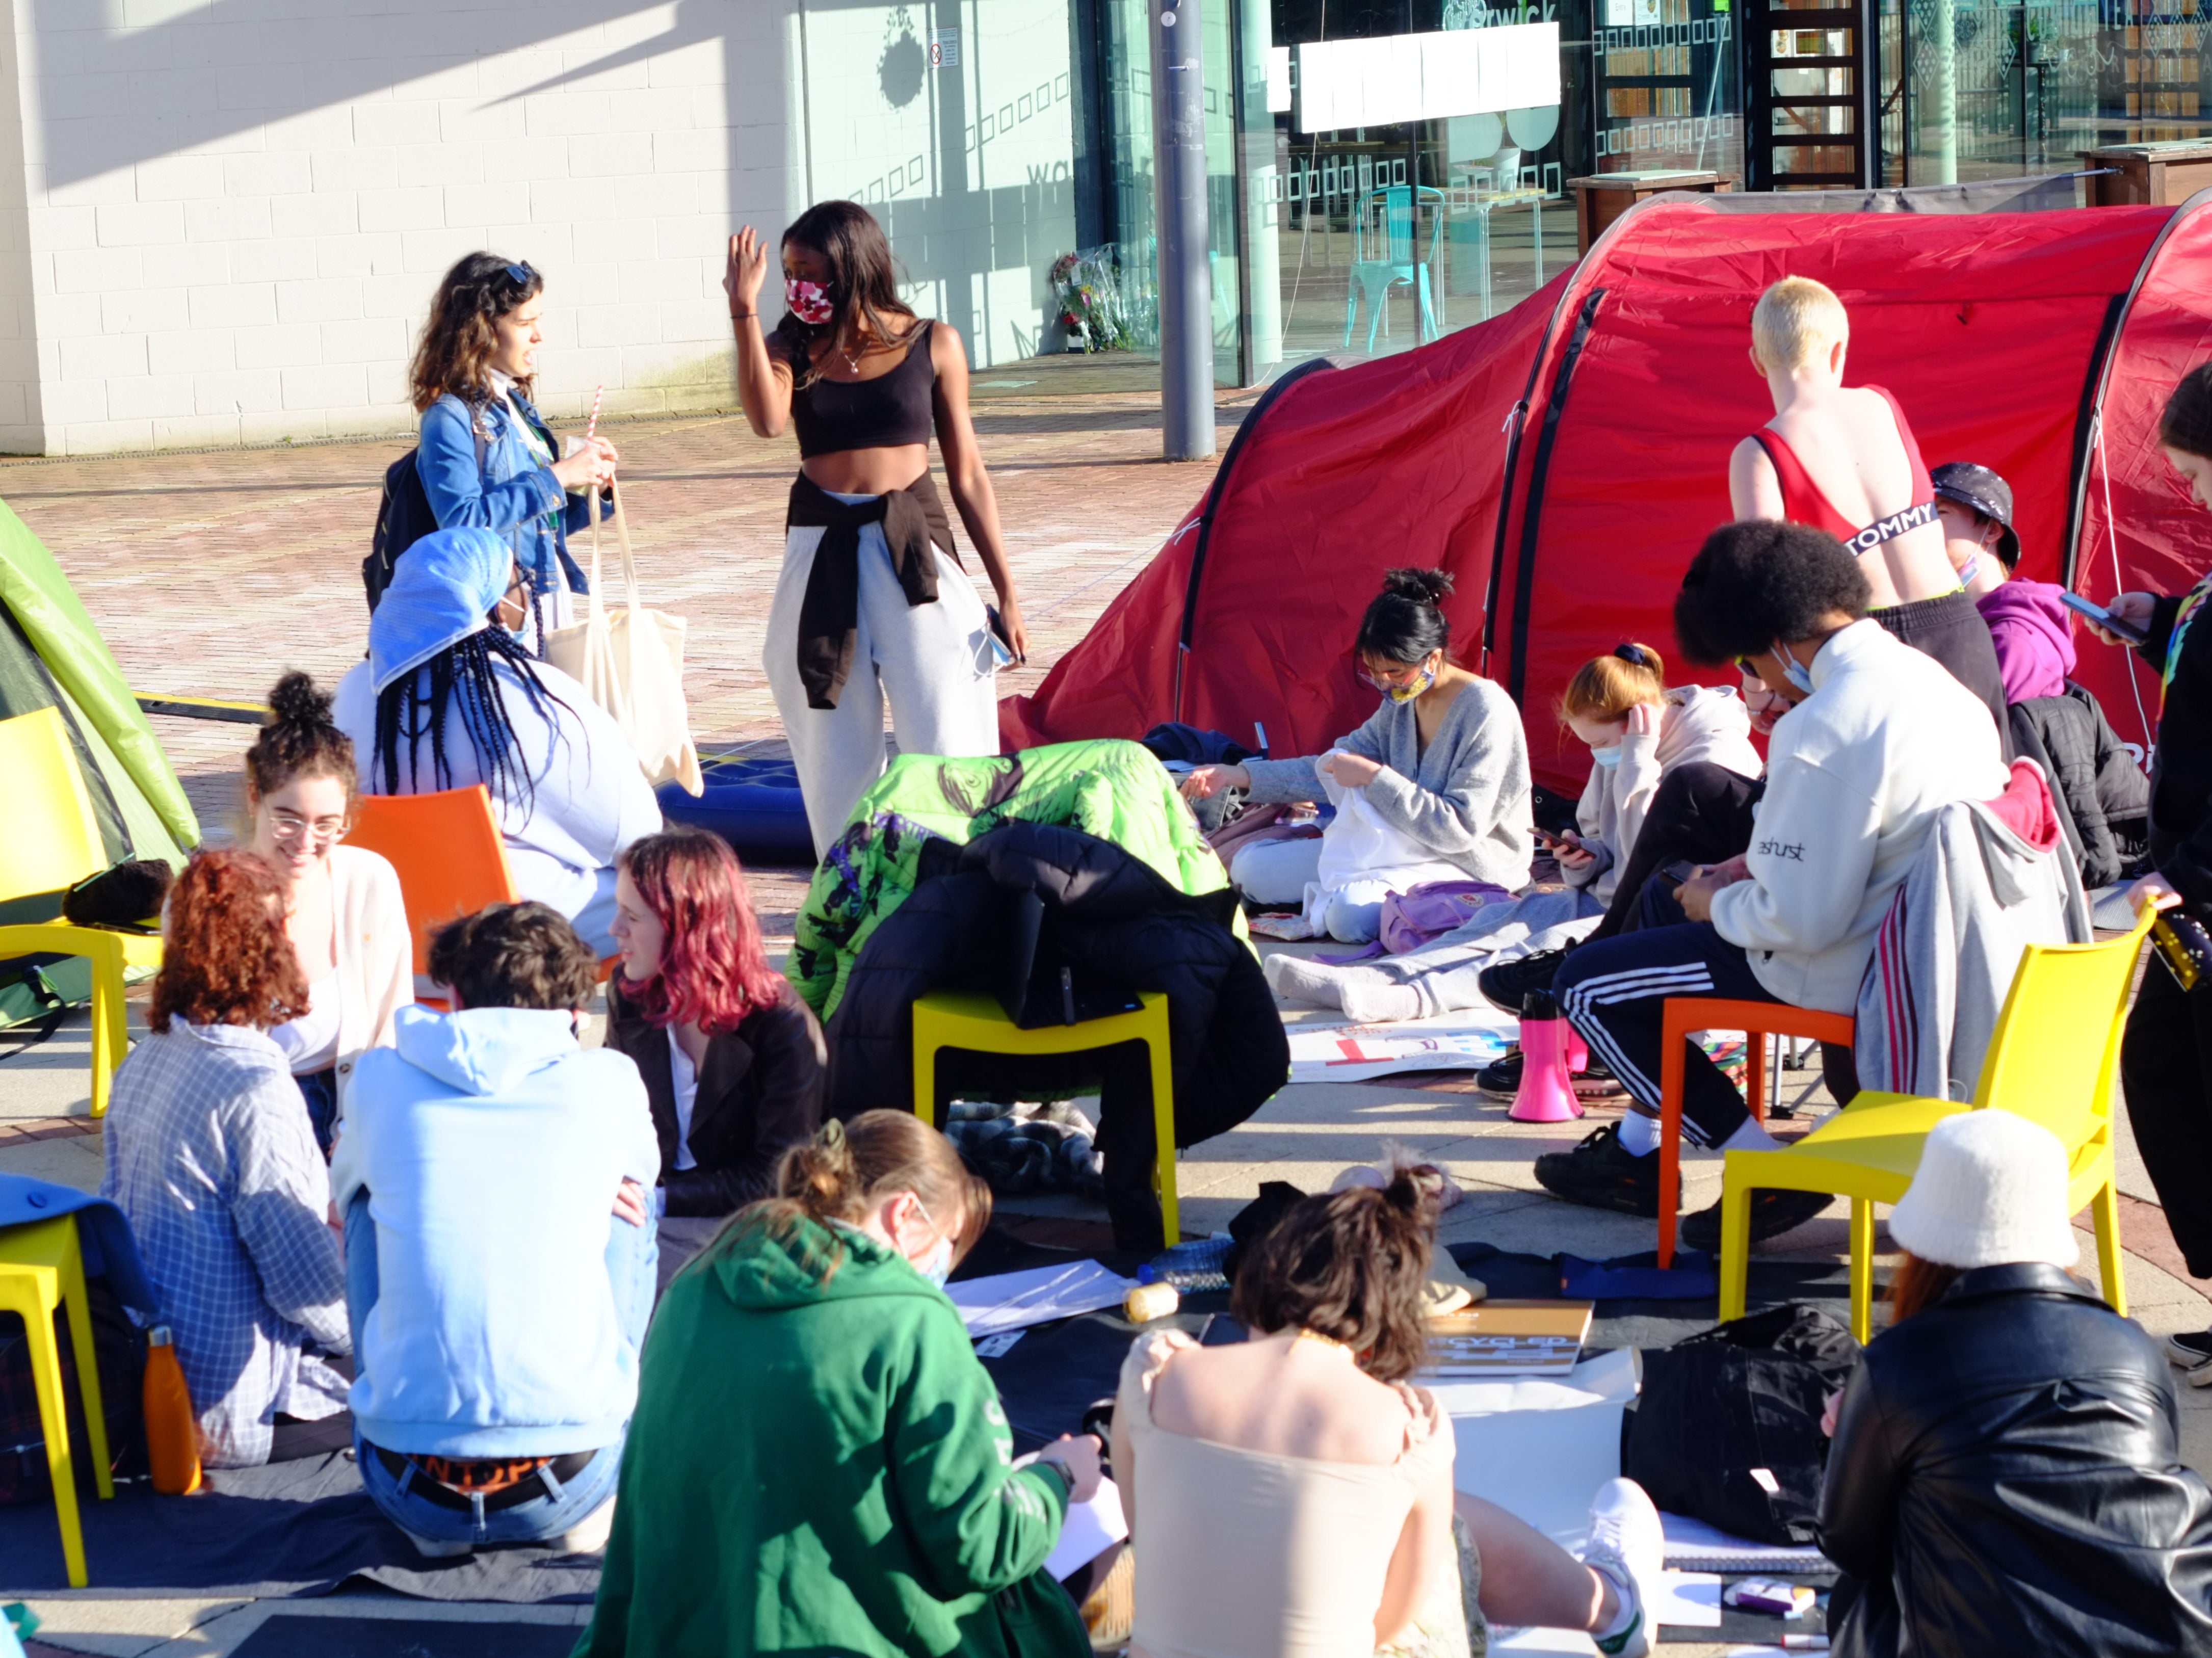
[2010,682,2150,889]
[1820,1263,2212,1657]
[824,819,1287,1148]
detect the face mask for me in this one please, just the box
[915,1235,954,1288]
[904,1195,955,1287]
[1363,660,1437,704]
[785,277,833,326]
[1777,642,1815,696]
[1591,745,1623,769]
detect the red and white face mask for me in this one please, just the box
[785,277,833,326]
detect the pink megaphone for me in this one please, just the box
[1511,989,1584,1123]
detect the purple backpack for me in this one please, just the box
[1380,880,1512,955]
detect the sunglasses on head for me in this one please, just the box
[496,260,539,293]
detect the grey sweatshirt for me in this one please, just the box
[1241,677,1534,891]
[1851,776,2090,1101]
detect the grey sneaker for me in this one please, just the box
[2166,1328,2212,1369]
[1579,1477,1663,1658]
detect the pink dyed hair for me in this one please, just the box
[618,828,782,1034]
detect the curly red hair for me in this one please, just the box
[618,829,781,1034]
[150,851,309,1034]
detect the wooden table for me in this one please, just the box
[1567,170,1736,254]
[2077,143,2212,206]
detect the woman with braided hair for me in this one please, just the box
[332,527,661,956]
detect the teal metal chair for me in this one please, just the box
[1344,185,1443,353]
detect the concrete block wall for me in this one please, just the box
[3,0,804,455]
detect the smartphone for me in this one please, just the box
[2059,590,2149,646]
[983,605,1019,669]
[1534,827,1577,853]
[1660,859,1701,885]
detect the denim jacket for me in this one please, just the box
[417,387,600,602]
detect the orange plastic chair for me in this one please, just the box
[1656,999,1855,1268]
[343,787,517,995]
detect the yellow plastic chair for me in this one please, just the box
[0,1214,116,1587]
[0,707,164,1118]
[1718,907,2155,1343]
[911,989,1179,1243]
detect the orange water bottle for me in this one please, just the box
[143,1326,201,1495]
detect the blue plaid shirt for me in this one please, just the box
[101,1022,350,1468]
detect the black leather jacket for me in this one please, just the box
[1820,1262,2212,1656]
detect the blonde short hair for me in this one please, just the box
[1752,276,1849,373]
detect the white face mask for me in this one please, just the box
[905,1196,954,1288]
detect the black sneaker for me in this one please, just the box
[1478,1047,1524,1097]
[2166,1329,2212,1369]
[1478,948,1569,1014]
[1680,1189,1834,1251]
[1534,1123,1667,1218]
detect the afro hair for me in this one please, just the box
[1673,520,1872,666]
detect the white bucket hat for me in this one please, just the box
[1888,1110,2079,1271]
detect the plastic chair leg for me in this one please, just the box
[912,1033,939,1130]
[2093,1176,2127,1317]
[1850,1198,1876,1345]
[1365,284,1384,354]
[88,944,127,1120]
[58,1235,112,1501]
[21,1285,87,1586]
[1717,1174,1754,1322]
[1417,269,1438,344]
[1342,287,1357,349]
[1146,1033,1179,1244]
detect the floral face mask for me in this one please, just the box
[785,277,834,326]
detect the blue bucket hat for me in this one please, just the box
[367,528,513,695]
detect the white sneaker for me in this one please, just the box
[399,1528,473,1560]
[1578,1477,1664,1658]
[558,1494,617,1555]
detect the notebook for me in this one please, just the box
[1422,1301,1594,1378]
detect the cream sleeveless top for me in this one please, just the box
[1118,1332,1463,1658]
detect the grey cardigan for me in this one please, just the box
[1241,677,1535,890]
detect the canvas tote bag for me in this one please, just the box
[545,480,703,796]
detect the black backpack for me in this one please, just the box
[362,448,438,614]
[1622,1303,1860,1544]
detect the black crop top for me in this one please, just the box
[789,321,937,459]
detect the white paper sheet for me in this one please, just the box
[1444,1349,1639,1550]
[1042,1476,1130,1580]
[945,1261,1138,1338]
[1287,1013,1518,1083]
[1649,1570,1724,1628]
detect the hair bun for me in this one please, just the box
[1382,567,1454,607]
[266,671,334,730]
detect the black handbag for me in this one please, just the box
[1622,1303,1859,1544]
[60,859,171,932]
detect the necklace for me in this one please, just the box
[1292,1326,1354,1358]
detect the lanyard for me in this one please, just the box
[2165,570,2212,708]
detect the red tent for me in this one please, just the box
[1003,183,2212,794]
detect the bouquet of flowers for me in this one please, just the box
[1050,247,1140,352]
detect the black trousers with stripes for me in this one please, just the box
[1552,883,1782,1148]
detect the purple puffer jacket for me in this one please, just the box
[1978,579,2076,705]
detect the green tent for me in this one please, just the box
[0,495,196,1023]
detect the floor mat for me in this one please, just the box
[229,1616,583,1656]
[0,1451,600,1600]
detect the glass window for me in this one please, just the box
[1894,0,2207,183]
[797,1,1082,369]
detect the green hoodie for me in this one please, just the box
[574,1214,1085,1658]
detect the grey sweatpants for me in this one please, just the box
[766,511,1002,857]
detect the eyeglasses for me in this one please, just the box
[268,812,346,844]
[1358,655,1435,692]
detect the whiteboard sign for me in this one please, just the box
[1294,24,1563,133]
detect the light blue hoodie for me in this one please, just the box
[331,1004,660,1457]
